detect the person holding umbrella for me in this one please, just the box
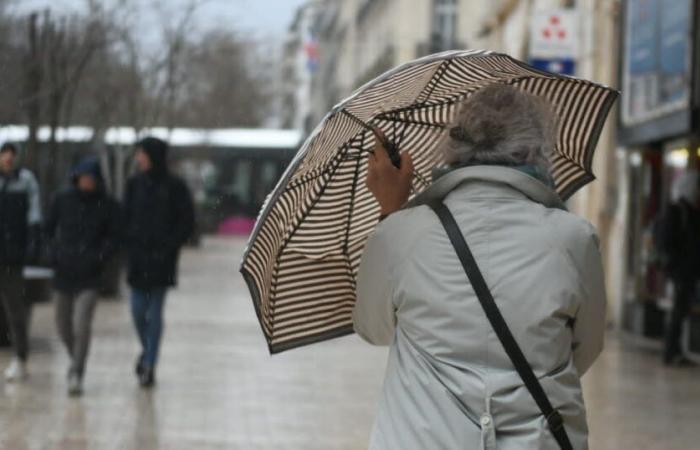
[45,156,121,395]
[124,137,194,388]
[241,51,617,449]
[352,84,607,449]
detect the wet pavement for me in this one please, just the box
[1,237,698,449]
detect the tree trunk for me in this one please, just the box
[22,13,43,172]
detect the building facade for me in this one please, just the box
[280,1,323,133]
[307,0,491,125]
[289,1,696,342]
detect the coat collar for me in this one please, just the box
[0,167,20,180]
[405,165,566,210]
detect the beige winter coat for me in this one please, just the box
[353,166,606,450]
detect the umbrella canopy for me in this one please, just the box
[241,50,618,353]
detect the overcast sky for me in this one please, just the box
[7,0,307,43]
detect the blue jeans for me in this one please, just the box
[130,288,167,369]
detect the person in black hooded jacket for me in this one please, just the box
[124,137,194,387]
[1,142,42,382]
[45,156,121,395]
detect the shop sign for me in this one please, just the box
[528,9,578,76]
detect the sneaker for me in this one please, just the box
[4,357,28,382]
[68,371,83,396]
[139,366,156,388]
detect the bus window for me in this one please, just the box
[229,159,253,212]
[254,161,280,205]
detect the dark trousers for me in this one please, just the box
[130,288,167,369]
[0,302,11,345]
[0,266,28,360]
[55,289,99,376]
[665,279,695,362]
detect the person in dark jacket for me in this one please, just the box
[0,142,42,382]
[124,137,194,387]
[45,157,121,395]
[659,172,700,367]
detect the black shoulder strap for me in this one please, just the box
[428,200,573,450]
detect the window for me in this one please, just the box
[431,0,458,52]
[229,159,253,207]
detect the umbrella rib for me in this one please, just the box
[552,147,589,170]
[339,94,444,190]
[379,73,547,119]
[378,94,465,117]
[286,166,329,190]
[397,60,452,148]
[339,109,374,132]
[413,171,431,189]
[340,96,458,131]
[273,149,347,267]
[266,148,351,338]
[342,133,365,257]
[417,59,452,103]
[375,114,445,129]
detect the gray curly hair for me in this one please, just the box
[444,83,558,172]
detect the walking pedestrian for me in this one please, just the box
[353,84,607,449]
[0,142,42,382]
[45,157,121,395]
[124,137,194,387]
[657,172,700,367]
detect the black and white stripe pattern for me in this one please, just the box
[241,50,618,353]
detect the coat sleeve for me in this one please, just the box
[659,205,680,257]
[353,223,397,346]
[100,198,123,261]
[571,227,607,375]
[172,179,195,248]
[122,178,134,245]
[43,193,60,240]
[24,169,42,225]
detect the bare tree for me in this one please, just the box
[172,29,271,128]
[0,4,25,125]
[149,0,203,131]
[0,0,272,199]
[20,12,49,170]
[36,11,104,196]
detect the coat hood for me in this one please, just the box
[71,156,104,189]
[137,136,169,176]
[405,165,566,211]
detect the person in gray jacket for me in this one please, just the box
[353,84,607,450]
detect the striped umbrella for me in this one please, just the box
[241,50,618,353]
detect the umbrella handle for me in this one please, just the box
[370,126,402,168]
[384,140,402,168]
